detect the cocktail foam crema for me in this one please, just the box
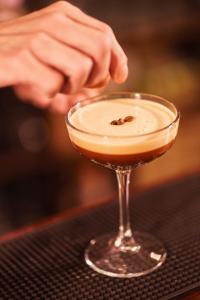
[68,99,178,155]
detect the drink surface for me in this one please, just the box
[68,98,177,157]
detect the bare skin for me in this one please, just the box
[0,1,128,113]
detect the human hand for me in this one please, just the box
[16,86,102,114]
[0,1,128,112]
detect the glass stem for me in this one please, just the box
[114,169,138,250]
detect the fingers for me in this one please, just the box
[1,1,128,87]
[0,0,128,112]
[46,1,128,82]
[14,85,101,114]
[6,17,112,89]
[31,15,124,87]
[12,48,64,104]
[50,89,100,114]
[14,85,52,108]
[49,21,111,88]
[93,75,111,88]
[39,15,112,87]
[48,93,71,113]
[49,88,101,113]
[30,32,93,94]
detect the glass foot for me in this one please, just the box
[85,232,166,278]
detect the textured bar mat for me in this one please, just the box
[1,174,200,300]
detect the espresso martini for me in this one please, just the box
[68,98,178,168]
[66,93,180,278]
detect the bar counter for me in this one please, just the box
[0,170,200,299]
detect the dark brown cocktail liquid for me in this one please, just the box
[72,140,174,168]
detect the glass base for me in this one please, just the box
[85,232,166,278]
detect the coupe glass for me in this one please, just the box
[66,92,180,278]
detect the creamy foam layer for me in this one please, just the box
[68,99,178,155]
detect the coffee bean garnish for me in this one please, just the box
[110,120,118,125]
[124,115,134,122]
[117,118,125,125]
[110,115,135,125]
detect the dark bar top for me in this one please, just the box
[1,171,200,299]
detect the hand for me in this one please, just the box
[0,1,128,112]
[16,86,102,114]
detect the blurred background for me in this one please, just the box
[0,0,199,235]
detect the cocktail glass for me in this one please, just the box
[66,92,180,278]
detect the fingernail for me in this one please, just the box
[115,64,128,83]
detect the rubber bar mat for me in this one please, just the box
[1,174,200,300]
